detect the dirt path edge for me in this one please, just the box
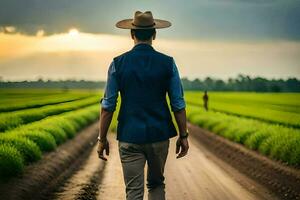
[188,123,300,200]
[0,121,102,200]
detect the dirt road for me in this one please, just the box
[53,130,277,200]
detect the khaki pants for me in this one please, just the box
[118,139,170,200]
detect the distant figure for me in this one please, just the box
[203,90,209,111]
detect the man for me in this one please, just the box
[203,90,209,111]
[97,11,189,200]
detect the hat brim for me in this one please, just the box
[116,19,171,29]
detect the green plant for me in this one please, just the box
[0,144,24,179]
[186,101,300,166]
[10,130,57,152]
[0,135,41,163]
[0,95,101,132]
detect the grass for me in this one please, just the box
[10,130,57,152]
[185,92,300,128]
[0,101,101,180]
[186,103,300,166]
[0,144,24,179]
[0,95,101,132]
[0,89,100,180]
[5,104,100,148]
[0,135,42,164]
[0,93,92,112]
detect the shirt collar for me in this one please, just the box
[132,43,154,51]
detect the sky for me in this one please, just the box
[0,0,300,81]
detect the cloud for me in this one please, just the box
[1,32,299,81]
[224,0,280,4]
[0,0,299,40]
[0,51,114,81]
[0,26,17,34]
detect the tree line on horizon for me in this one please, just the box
[0,74,299,92]
[181,74,300,92]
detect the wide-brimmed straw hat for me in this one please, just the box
[116,11,171,29]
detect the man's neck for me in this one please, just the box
[134,40,152,46]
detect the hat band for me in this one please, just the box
[131,22,156,28]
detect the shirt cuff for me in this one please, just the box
[101,98,116,112]
[171,100,186,112]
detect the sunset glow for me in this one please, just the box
[0,31,299,81]
[68,29,79,37]
[0,0,299,81]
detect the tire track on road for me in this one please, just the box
[53,144,105,200]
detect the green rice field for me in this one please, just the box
[0,89,102,179]
[185,92,300,166]
[0,89,299,180]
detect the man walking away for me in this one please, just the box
[97,11,189,200]
[203,90,209,111]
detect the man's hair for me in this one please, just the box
[131,29,156,41]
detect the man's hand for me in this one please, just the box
[97,139,110,161]
[176,137,189,159]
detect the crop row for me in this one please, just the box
[186,104,300,167]
[0,89,73,101]
[0,89,62,97]
[185,93,300,128]
[185,92,300,107]
[0,104,100,179]
[0,93,93,112]
[0,95,101,132]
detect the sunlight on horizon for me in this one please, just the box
[0,31,300,81]
[68,28,79,37]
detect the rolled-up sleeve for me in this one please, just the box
[168,58,186,112]
[101,61,119,112]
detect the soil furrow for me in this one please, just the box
[188,123,300,200]
[53,144,106,200]
[0,121,100,200]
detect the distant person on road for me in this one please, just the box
[97,11,189,200]
[203,90,209,111]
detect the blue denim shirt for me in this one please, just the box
[101,59,186,112]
